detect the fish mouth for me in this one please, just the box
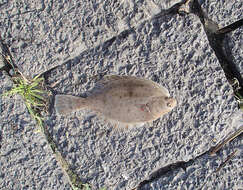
[165,97,177,108]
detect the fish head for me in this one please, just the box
[164,97,177,109]
[148,96,177,117]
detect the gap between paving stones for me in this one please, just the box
[136,149,209,189]
[136,126,243,189]
[185,0,243,93]
[3,0,186,77]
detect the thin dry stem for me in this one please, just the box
[215,150,238,173]
[210,126,243,155]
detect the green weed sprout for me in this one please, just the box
[2,74,47,131]
[231,77,243,111]
[2,74,105,190]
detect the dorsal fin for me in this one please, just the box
[96,75,170,97]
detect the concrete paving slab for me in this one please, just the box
[0,0,242,190]
[139,110,243,190]
[199,0,243,80]
[200,0,242,27]
[44,13,239,189]
[0,0,182,77]
[223,27,243,78]
[0,73,71,190]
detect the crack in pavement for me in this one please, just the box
[1,148,18,157]
[136,150,210,190]
[209,19,243,89]
[136,132,242,190]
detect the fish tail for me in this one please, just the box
[55,95,88,115]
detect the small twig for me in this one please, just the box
[216,18,243,34]
[215,150,238,173]
[17,69,30,82]
[210,127,243,155]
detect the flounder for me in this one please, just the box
[55,75,176,124]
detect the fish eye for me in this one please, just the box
[164,97,172,107]
[167,102,172,107]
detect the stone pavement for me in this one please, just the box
[0,0,242,190]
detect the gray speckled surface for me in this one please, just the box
[0,0,242,190]
[0,73,71,190]
[140,143,243,190]
[201,0,242,27]
[0,0,183,77]
[44,13,239,189]
[224,27,243,78]
[140,110,243,190]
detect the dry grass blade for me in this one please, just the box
[210,127,243,155]
[215,150,238,173]
[235,91,243,111]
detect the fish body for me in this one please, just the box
[55,75,176,124]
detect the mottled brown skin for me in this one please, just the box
[55,75,177,124]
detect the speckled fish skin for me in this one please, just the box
[55,75,177,124]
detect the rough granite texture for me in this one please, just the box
[0,0,242,190]
[44,13,239,189]
[200,0,243,78]
[201,0,242,27]
[140,113,243,190]
[0,0,182,77]
[0,73,71,189]
[224,27,243,78]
